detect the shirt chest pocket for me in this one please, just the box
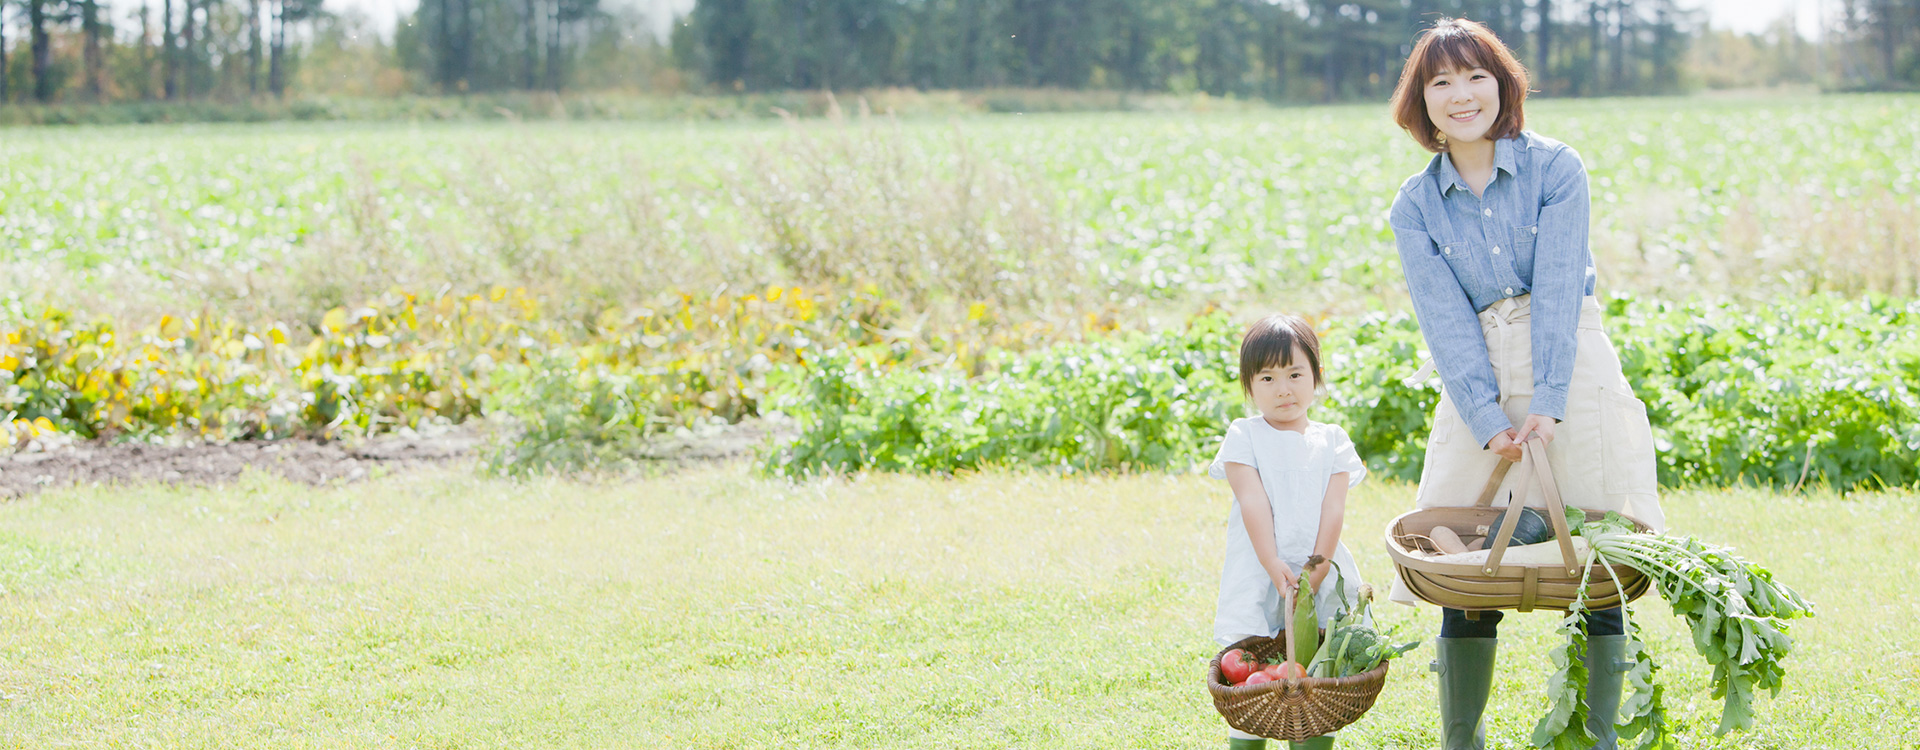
[1437,241,1487,289]
[1510,224,1539,278]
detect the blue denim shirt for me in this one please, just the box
[1389,131,1596,447]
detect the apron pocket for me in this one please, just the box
[1431,393,1457,444]
[1600,387,1658,495]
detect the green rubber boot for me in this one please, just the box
[1227,738,1267,750]
[1288,735,1334,750]
[1583,635,1633,750]
[1433,637,1497,750]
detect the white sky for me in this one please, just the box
[318,0,690,40]
[1686,0,1824,39]
[104,0,1818,46]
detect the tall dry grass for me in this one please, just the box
[94,114,1094,340]
[1594,187,1920,301]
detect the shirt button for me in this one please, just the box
[1444,247,1452,255]
[1492,246,1501,255]
[1483,208,1493,217]
[1531,227,1539,234]
[1505,287,1515,295]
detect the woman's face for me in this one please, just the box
[1424,65,1501,146]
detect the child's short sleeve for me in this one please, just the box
[1208,420,1256,480]
[1331,425,1368,488]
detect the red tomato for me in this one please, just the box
[1243,671,1275,687]
[1276,661,1307,680]
[1221,649,1259,685]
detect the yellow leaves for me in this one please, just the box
[968,302,989,322]
[0,282,921,445]
[322,307,348,333]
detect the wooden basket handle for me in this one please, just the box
[1282,587,1298,666]
[1480,439,1582,577]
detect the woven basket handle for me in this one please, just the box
[1480,439,1582,577]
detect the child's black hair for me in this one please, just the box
[1238,314,1323,395]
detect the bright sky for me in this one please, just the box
[319,0,690,40]
[1684,0,1824,38]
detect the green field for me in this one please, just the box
[0,467,1912,748]
[1,96,1915,746]
[5,95,1915,326]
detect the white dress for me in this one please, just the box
[1209,417,1369,646]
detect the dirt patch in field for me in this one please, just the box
[0,416,793,497]
[0,427,484,498]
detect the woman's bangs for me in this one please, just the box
[1418,30,1491,83]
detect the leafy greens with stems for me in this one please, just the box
[1532,510,1813,749]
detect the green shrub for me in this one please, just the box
[765,313,1243,476]
[767,296,1920,491]
[1612,295,1920,490]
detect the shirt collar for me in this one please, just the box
[1438,135,1522,196]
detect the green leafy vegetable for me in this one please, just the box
[1529,511,1814,747]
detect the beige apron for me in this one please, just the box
[1389,294,1665,607]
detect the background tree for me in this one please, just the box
[269,0,322,96]
[248,0,260,94]
[1,4,9,102]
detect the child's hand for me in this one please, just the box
[1267,563,1298,594]
[1308,562,1330,594]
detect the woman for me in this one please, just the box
[1384,18,1666,750]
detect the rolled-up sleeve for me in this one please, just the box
[1525,146,1591,422]
[1391,187,1512,447]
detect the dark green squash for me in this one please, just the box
[1489,506,1554,547]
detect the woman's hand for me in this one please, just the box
[1486,429,1524,462]
[1517,414,1557,445]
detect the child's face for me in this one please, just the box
[1248,344,1318,429]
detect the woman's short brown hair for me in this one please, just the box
[1389,18,1531,153]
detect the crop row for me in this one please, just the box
[769,296,1920,491]
[4,287,1912,489]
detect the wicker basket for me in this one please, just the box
[1385,441,1651,613]
[1206,602,1390,740]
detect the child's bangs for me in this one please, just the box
[1246,337,1299,375]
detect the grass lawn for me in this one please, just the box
[0,465,1913,748]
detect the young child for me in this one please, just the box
[1210,314,1367,750]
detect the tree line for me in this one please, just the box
[0,0,329,102]
[672,0,1920,100]
[0,0,1913,105]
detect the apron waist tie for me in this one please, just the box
[1402,295,1533,389]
